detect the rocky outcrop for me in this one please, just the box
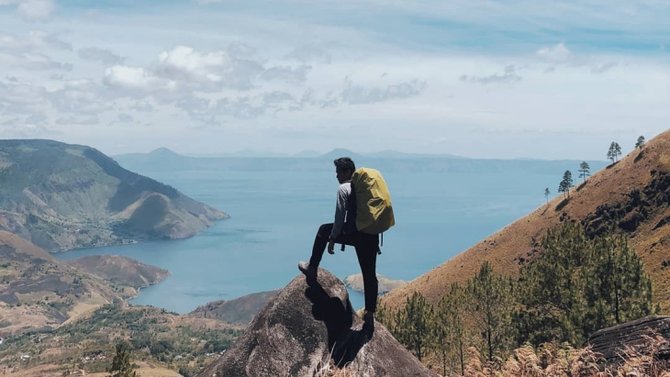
[589,316,670,363]
[0,139,227,251]
[197,269,436,377]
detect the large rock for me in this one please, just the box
[589,315,670,362]
[197,268,436,377]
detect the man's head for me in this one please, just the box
[333,157,355,183]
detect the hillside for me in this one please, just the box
[383,130,670,311]
[189,290,279,325]
[0,303,242,377]
[65,255,169,291]
[0,231,124,336]
[0,139,228,252]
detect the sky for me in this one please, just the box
[0,0,669,159]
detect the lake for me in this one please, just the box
[56,156,605,313]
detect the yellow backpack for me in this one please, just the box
[351,167,395,235]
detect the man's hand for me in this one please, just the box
[327,240,335,254]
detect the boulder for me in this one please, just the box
[588,315,670,362]
[197,268,436,377]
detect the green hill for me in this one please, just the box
[0,139,228,251]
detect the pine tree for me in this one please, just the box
[517,223,654,347]
[108,342,137,377]
[544,188,550,204]
[607,141,622,163]
[635,135,645,149]
[467,262,515,362]
[578,161,590,183]
[558,170,573,198]
[431,283,469,376]
[393,292,433,361]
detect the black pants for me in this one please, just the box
[309,223,379,313]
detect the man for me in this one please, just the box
[298,157,380,323]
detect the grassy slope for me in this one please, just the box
[383,130,670,312]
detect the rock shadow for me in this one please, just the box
[305,278,373,367]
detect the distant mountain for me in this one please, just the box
[0,139,228,251]
[367,150,466,159]
[383,129,670,312]
[319,148,363,160]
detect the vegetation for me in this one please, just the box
[607,141,622,163]
[578,161,590,183]
[543,188,549,204]
[378,223,654,376]
[558,170,573,198]
[108,342,137,377]
[0,304,242,375]
[636,135,646,149]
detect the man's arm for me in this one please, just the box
[329,184,349,240]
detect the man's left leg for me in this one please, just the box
[354,233,379,315]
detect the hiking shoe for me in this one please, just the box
[298,261,317,279]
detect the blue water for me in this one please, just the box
[56,157,605,313]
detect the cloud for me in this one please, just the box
[340,77,427,105]
[0,31,71,51]
[261,65,311,84]
[156,45,264,90]
[460,65,522,85]
[103,65,175,92]
[78,47,124,65]
[537,42,573,62]
[0,50,72,70]
[0,0,55,21]
[535,42,619,74]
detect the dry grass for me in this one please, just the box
[458,335,670,377]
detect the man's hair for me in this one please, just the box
[333,157,355,173]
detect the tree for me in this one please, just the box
[467,262,515,363]
[431,283,470,376]
[108,342,137,377]
[393,292,433,361]
[578,161,590,183]
[607,141,622,163]
[516,223,654,347]
[544,188,550,204]
[635,135,645,149]
[558,170,573,198]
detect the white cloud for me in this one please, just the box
[537,42,573,62]
[104,65,174,92]
[0,0,56,21]
[156,45,263,90]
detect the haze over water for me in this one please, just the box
[56,155,605,313]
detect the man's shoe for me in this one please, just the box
[298,261,317,279]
